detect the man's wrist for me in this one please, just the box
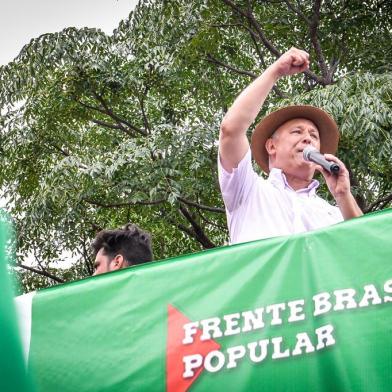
[334,191,355,205]
[265,63,282,83]
[335,192,363,219]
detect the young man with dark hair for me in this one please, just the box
[91,223,153,276]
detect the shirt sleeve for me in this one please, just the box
[218,147,259,213]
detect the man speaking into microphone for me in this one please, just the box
[218,47,362,245]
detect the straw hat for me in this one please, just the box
[251,105,339,173]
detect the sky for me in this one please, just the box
[0,0,139,66]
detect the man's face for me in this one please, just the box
[266,118,320,176]
[93,248,119,276]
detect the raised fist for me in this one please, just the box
[272,47,310,78]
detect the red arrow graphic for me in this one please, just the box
[166,304,221,392]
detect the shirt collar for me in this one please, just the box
[268,168,319,196]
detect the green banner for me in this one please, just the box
[0,220,34,392]
[22,209,392,391]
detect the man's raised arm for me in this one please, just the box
[219,48,309,172]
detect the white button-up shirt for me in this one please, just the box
[218,149,343,244]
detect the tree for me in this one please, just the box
[0,0,391,292]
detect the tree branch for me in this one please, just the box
[220,0,248,19]
[164,215,203,245]
[211,21,288,99]
[220,0,325,85]
[137,86,151,134]
[283,0,311,24]
[80,236,94,276]
[91,119,124,131]
[40,141,88,169]
[365,192,392,213]
[42,141,71,157]
[75,98,107,116]
[84,218,103,233]
[30,128,71,157]
[377,0,390,7]
[83,197,166,208]
[77,97,136,137]
[221,0,281,57]
[244,23,267,68]
[174,221,196,238]
[75,95,147,138]
[177,196,225,213]
[205,54,257,79]
[210,23,244,29]
[17,263,65,283]
[198,209,228,230]
[92,92,147,137]
[346,164,367,211]
[326,57,339,83]
[210,21,267,69]
[178,204,216,248]
[309,0,329,81]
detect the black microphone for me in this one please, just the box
[303,146,340,175]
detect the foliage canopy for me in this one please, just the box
[0,0,391,292]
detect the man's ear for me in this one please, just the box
[110,254,126,271]
[265,138,276,155]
